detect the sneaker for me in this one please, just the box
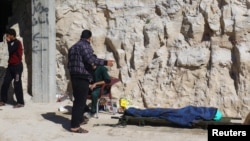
[0,102,5,106]
[13,104,24,108]
[83,115,89,122]
[80,120,88,125]
[84,112,91,119]
[84,112,96,118]
[91,113,97,118]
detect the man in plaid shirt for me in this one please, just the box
[68,29,114,133]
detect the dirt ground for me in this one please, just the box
[0,95,209,141]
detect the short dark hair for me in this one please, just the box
[81,30,92,39]
[5,28,16,37]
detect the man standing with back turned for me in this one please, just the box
[67,29,114,133]
[0,28,24,108]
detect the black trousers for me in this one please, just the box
[70,75,89,128]
[0,63,24,104]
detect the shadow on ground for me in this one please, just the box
[41,112,70,131]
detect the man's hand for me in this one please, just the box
[5,36,10,42]
[89,83,97,90]
[107,60,114,67]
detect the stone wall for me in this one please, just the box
[1,0,250,118]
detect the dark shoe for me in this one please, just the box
[70,127,88,133]
[80,120,88,125]
[85,112,96,118]
[83,115,89,122]
[90,112,97,118]
[0,102,5,106]
[13,104,24,108]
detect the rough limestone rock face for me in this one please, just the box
[54,0,250,118]
[1,0,250,118]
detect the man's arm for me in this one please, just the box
[8,40,19,54]
[81,42,114,67]
[101,66,111,84]
[89,67,111,90]
[89,80,105,90]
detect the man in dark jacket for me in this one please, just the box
[0,28,24,108]
[68,29,114,133]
